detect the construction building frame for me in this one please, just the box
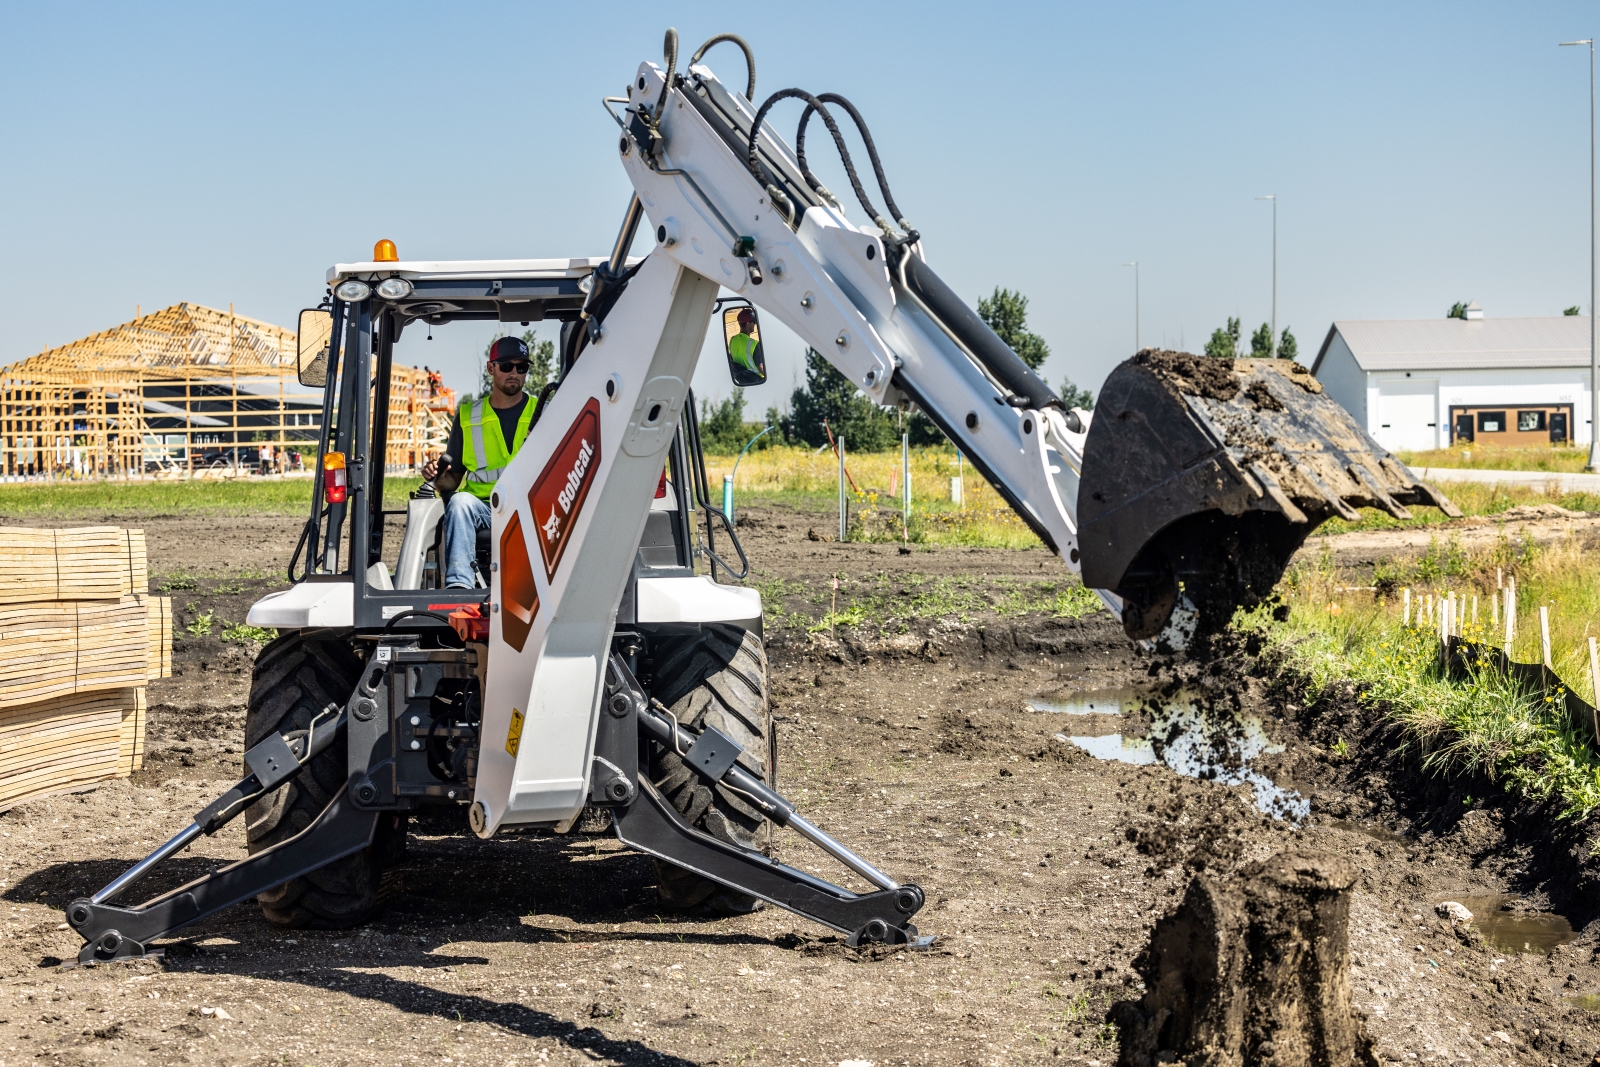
[0,303,454,480]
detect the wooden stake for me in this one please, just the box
[1588,637,1600,746]
[1492,589,1499,628]
[1540,606,1552,669]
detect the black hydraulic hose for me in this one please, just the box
[900,253,1062,413]
[652,28,678,130]
[748,88,889,234]
[689,32,755,100]
[795,93,914,240]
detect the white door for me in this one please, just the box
[1375,379,1439,451]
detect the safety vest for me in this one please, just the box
[729,332,759,371]
[459,397,537,499]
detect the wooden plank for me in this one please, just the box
[0,687,141,808]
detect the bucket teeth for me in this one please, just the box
[1078,351,1458,639]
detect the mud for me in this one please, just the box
[0,505,1597,1063]
[1110,851,1377,1067]
[1130,349,1240,402]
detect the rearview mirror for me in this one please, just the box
[297,308,332,387]
[721,304,767,387]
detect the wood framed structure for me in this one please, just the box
[0,303,454,479]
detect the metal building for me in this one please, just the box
[1312,307,1592,452]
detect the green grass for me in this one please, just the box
[1254,534,1600,823]
[1397,445,1593,473]
[753,570,1103,633]
[0,476,424,517]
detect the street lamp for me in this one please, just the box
[1562,38,1599,470]
[1123,261,1139,352]
[1256,195,1277,356]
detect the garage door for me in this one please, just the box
[1375,380,1439,452]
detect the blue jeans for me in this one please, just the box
[443,492,491,589]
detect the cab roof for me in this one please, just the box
[326,257,642,326]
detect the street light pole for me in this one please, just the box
[1123,261,1139,352]
[1563,38,1598,469]
[1256,195,1277,355]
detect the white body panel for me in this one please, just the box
[636,576,761,624]
[477,256,720,834]
[247,582,353,628]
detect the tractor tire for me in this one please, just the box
[645,624,772,916]
[243,630,406,928]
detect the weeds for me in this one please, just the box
[1253,534,1600,821]
[184,610,215,637]
[157,570,200,592]
[759,570,1102,633]
[221,623,276,644]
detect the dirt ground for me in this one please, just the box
[2,504,1600,1065]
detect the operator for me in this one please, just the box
[420,337,538,589]
[728,307,760,373]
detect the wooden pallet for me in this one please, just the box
[0,596,170,709]
[0,687,144,809]
[0,527,148,605]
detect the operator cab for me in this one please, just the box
[250,251,755,634]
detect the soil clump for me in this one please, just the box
[1111,851,1378,1067]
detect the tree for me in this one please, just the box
[977,287,1050,370]
[1250,322,1274,358]
[782,348,900,452]
[1278,327,1298,362]
[1205,317,1241,358]
[698,389,748,454]
[1565,306,1582,316]
[1447,302,1468,320]
[477,330,556,397]
[1059,375,1094,410]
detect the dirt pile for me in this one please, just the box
[1131,348,1240,401]
[1110,850,1378,1067]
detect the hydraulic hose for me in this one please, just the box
[748,89,893,236]
[900,253,1062,413]
[689,33,755,100]
[795,93,914,240]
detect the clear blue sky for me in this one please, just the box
[3,1,1598,413]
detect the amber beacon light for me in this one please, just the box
[373,239,398,262]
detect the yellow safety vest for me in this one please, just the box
[459,397,537,500]
[729,332,759,372]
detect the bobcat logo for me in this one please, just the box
[542,510,561,543]
[527,398,603,581]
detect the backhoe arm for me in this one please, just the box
[611,51,1100,601]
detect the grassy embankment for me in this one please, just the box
[1251,534,1600,822]
[1397,445,1594,473]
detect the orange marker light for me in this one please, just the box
[373,239,398,262]
[323,451,348,504]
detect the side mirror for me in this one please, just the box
[297,308,333,387]
[721,304,767,387]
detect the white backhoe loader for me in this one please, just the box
[66,30,1455,964]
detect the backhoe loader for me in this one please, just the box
[66,31,1456,964]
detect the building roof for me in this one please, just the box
[1312,316,1593,374]
[3,302,296,383]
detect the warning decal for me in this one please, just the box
[527,397,602,581]
[506,708,526,758]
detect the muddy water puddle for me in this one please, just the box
[1432,893,1577,954]
[1048,690,1309,821]
[1026,687,1146,715]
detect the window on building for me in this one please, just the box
[1477,411,1506,432]
[1517,410,1547,432]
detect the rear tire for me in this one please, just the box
[244,631,406,928]
[644,624,772,915]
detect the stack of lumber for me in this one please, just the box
[0,527,170,808]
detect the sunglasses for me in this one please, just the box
[492,360,531,373]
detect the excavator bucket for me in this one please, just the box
[1077,350,1461,641]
